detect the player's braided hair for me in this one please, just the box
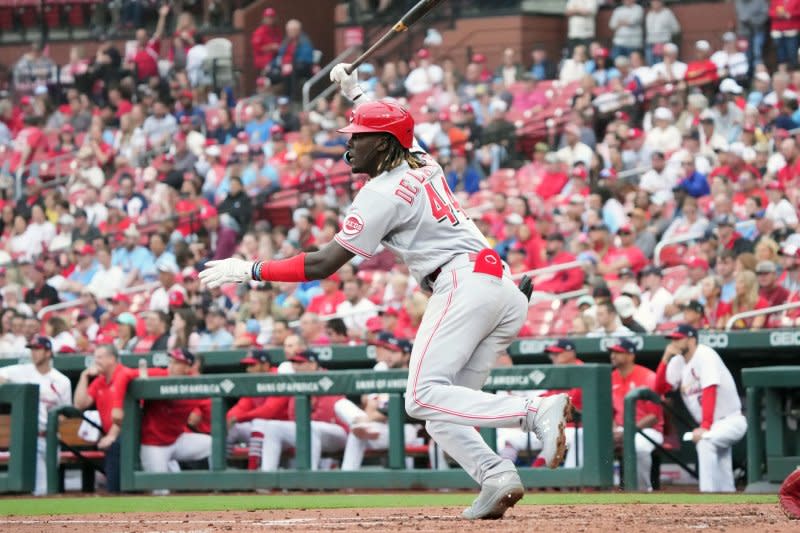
[376,134,425,175]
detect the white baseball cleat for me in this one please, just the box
[529,393,571,469]
[461,470,524,520]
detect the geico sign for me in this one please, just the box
[517,339,556,354]
[699,333,729,349]
[599,336,644,351]
[769,331,800,346]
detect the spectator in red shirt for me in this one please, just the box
[534,233,584,293]
[535,153,569,199]
[608,338,663,491]
[770,0,800,68]
[756,259,790,308]
[73,344,133,492]
[718,270,770,329]
[251,7,283,73]
[126,5,168,82]
[9,114,46,174]
[685,39,719,87]
[777,137,800,189]
[598,224,648,280]
[306,273,345,315]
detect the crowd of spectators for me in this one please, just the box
[3,1,800,357]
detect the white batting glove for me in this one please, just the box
[330,63,364,102]
[199,258,253,288]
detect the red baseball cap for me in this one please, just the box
[237,131,249,142]
[80,243,95,255]
[766,181,783,191]
[417,48,430,59]
[628,128,644,140]
[168,289,185,307]
[685,256,709,270]
[262,7,276,17]
[572,166,588,179]
[365,316,383,333]
[181,89,193,100]
[112,293,132,304]
[595,47,610,58]
[200,205,218,220]
[471,53,486,63]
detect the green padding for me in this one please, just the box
[0,384,39,493]
[120,365,613,492]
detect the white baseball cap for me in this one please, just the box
[653,107,673,121]
[614,295,636,319]
[720,78,743,94]
[696,40,711,52]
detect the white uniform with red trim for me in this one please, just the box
[335,153,533,486]
[665,344,747,492]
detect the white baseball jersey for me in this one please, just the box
[0,364,71,432]
[334,155,489,286]
[665,344,741,424]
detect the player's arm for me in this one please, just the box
[200,240,354,288]
[74,366,99,410]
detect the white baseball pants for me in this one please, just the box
[227,421,253,446]
[696,413,747,492]
[340,422,421,470]
[404,259,530,485]
[140,433,212,473]
[251,419,348,471]
[34,437,48,496]
[497,426,585,469]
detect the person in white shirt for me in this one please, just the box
[336,278,378,337]
[651,43,687,82]
[645,107,682,154]
[711,32,749,80]
[609,0,644,58]
[48,214,74,253]
[87,245,126,299]
[639,265,674,326]
[765,182,799,229]
[640,151,678,198]
[645,0,681,64]
[620,282,657,332]
[559,44,589,84]
[26,205,55,253]
[142,99,178,149]
[557,123,593,167]
[404,49,443,95]
[0,310,27,356]
[0,336,71,495]
[565,0,598,52]
[588,301,634,337]
[655,325,746,492]
[149,260,186,314]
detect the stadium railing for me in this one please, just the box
[724,302,800,331]
[119,364,613,492]
[0,383,39,493]
[742,366,800,490]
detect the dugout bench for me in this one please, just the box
[120,365,614,492]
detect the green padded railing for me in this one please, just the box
[0,384,39,493]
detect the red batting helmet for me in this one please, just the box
[338,100,414,149]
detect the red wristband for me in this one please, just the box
[260,253,308,282]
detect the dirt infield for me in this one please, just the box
[0,503,792,533]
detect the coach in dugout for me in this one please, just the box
[74,344,132,493]
[0,336,71,495]
[608,337,664,491]
[138,348,212,483]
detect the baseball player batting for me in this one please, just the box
[200,64,570,520]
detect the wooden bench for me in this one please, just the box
[227,443,432,469]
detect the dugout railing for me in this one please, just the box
[0,384,39,493]
[119,365,613,492]
[742,366,800,491]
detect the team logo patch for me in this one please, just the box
[342,214,364,236]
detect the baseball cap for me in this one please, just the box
[112,293,132,305]
[715,214,737,227]
[365,316,383,333]
[685,256,709,270]
[621,282,641,298]
[27,336,53,351]
[614,295,636,319]
[608,337,638,355]
[371,332,412,354]
[168,289,185,307]
[682,300,705,315]
[505,213,524,225]
[288,349,319,364]
[157,260,179,274]
[240,349,273,366]
[200,205,218,220]
[640,265,662,277]
[116,312,137,327]
[544,338,576,353]
[169,348,196,365]
[262,7,276,17]
[666,324,698,340]
[756,260,777,274]
[576,295,595,308]
[123,225,141,239]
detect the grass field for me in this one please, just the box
[0,492,778,516]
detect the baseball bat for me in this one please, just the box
[344,0,446,75]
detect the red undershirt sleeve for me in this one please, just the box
[700,385,718,430]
